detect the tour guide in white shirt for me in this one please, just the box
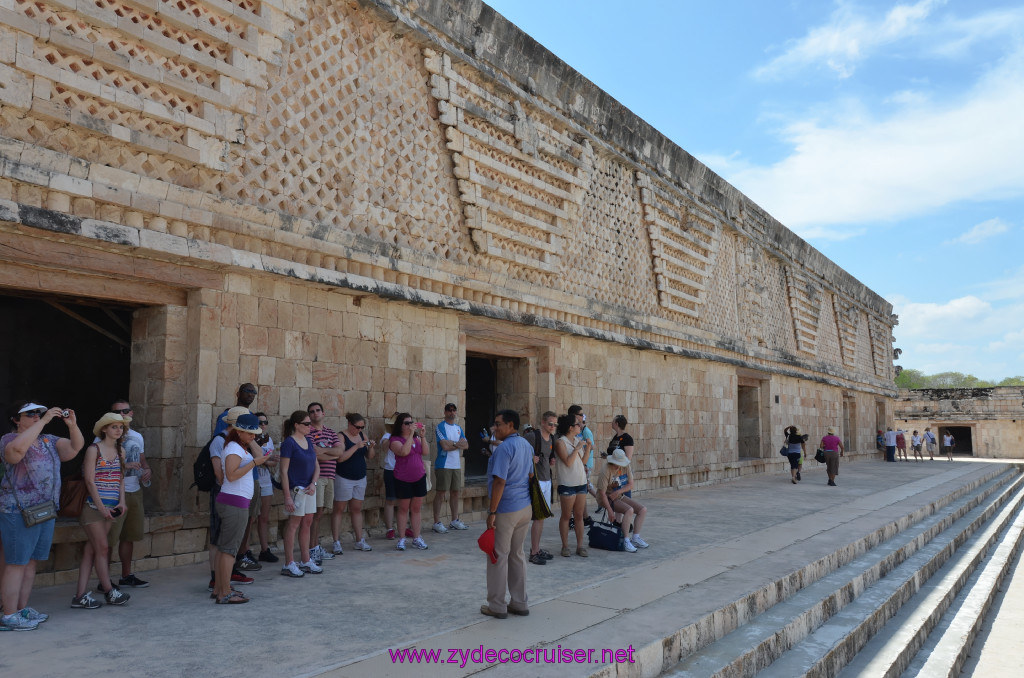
[482,409,533,619]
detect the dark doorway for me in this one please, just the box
[737,384,761,459]
[464,355,497,477]
[944,426,974,455]
[0,293,135,475]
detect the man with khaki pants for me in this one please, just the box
[432,403,469,534]
[482,409,533,619]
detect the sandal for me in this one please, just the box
[215,592,249,604]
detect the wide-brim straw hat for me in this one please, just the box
[225,406,250,426]
[93,412,131,437]
[826,427,836,435]
[384,412,399,426]
[607,448,631,467]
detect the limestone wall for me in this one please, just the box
[0,0,898,583]
[896,388,1024,459]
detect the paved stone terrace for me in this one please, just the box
[1,457,1010,678]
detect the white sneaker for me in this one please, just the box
[332,540,344,555]
[281,562,304,578]
[412,536,429,550]
[316,544,335,560]
[432,522,448,534]
[632,535,649,549]
[300,560,323,574]
[623,538,637,553]
[449,519,468,530]
[354,538,372,551]
[395,538,407,551]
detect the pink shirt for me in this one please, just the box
[391,435,425,483]
[821,434,842,452]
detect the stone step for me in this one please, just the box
[662,468,1023,678]
[860,487,1024,678]
[754,469,1024,678]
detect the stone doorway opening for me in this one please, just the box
[0,291,135,474]
[943,425,974,455]
[464,352,534,479]
[843,395,857,452]
[465,355,497,477]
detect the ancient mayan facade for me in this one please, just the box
[0,0,896,583]
[895,388,1024,459]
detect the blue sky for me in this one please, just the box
[485,0,1024,381]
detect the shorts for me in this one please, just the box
[259,476,273,496]
[536,480,552,512]
[315,476,335,508]
[80,504,128,541]
[434,467,463,492]
[215,503,249,555]
[395,475,427,499]
[0,510,55,565]
[110,490,144,543]
[557,483,588,497]
[287,487,317,517]
[382,469,397,501]
[927,442,937,453]
[824,450,840,477]
[248,483,262,520]
[785,452,802,470]
[334,476,367,502]
[209,487,222,544]
[913,444,922,452]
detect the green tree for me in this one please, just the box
[997,376,1024,386]
[895,368,929,389]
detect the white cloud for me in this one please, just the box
[755,0,945,80]
[893,295,991,338]
[719,47,1024,233]
[948,218,1010,245]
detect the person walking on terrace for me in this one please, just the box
[783,425,807,484]
[820,427,844,487]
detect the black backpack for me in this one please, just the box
[191,433,223,492]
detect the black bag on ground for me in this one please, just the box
[588,521,625,551]
[191,434,222,492]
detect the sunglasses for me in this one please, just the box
[299,420,311,426]
[113,408,132,415]
[402,420,413,426]
[258,420,269,426]
[355,424,365,430]
[21,410,45,417]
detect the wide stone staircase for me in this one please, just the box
[659,464,1024,678]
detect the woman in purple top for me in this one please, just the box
[389,413,430,552]
[1,401,84,631]
[820,426,845,487]
[278,411,320,578]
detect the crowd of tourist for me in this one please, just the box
[0,384,655,624]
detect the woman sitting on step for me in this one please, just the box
[596,449,648,552]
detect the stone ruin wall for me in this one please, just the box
[896,388,1024,459]
[0,0,897,583]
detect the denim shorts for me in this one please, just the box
[0,510,55,565]
[557,483,588,497]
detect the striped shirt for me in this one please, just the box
[88,452,122,509]
[309,425,340,479]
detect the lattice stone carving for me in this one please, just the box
[832,294,860,368]
[424,49,593,282]
[785,268,823,355]
[737,238,769,347]
[7,0,281,170]
[868,315,893,378]
[636,172,721,319]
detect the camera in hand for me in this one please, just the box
[110,506,123,518]
[61,410,70,418]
